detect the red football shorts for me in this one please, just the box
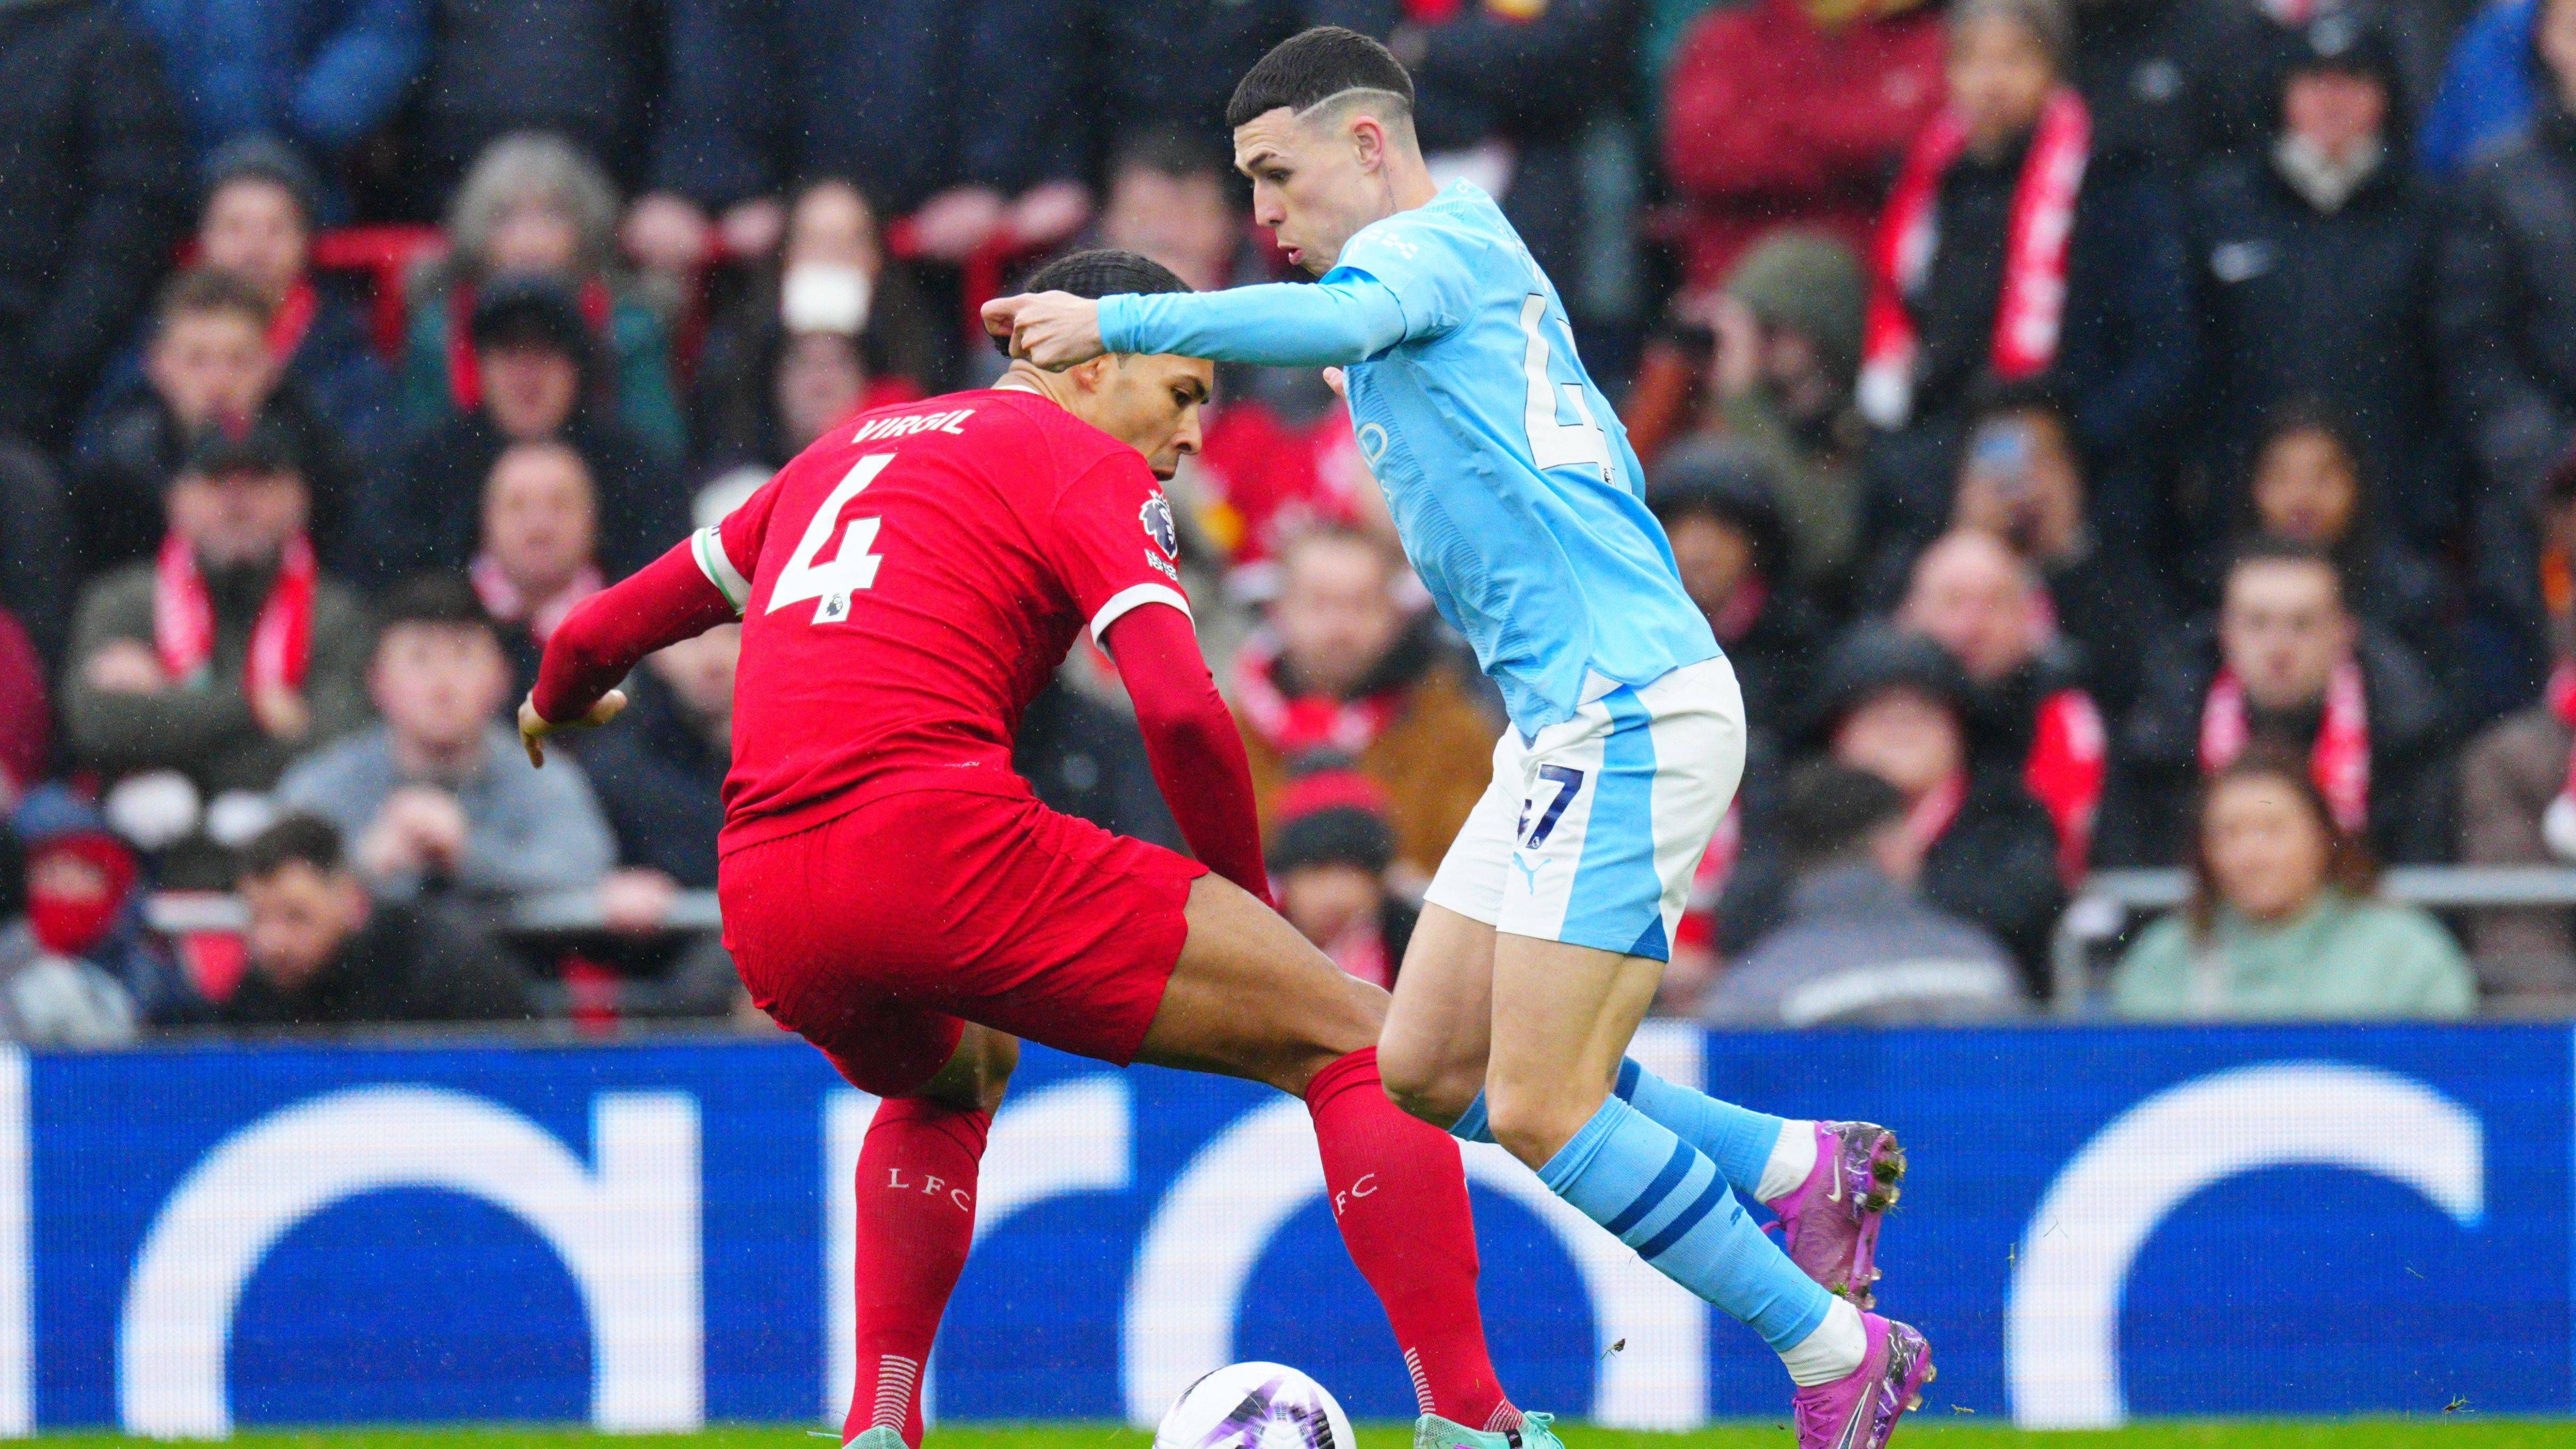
[718,788,1206,1096]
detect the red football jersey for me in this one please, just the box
[692,389,1191,854]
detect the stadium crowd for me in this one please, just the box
[2,0,2574,1040]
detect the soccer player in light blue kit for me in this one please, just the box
[985,28,1931,1449]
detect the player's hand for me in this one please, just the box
[981,291,1106,371]
[518,689,626,769]
[1321,366,1347,400]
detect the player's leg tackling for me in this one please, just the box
[841,1028,1016,1448]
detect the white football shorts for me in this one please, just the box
[1423,656,1744,962]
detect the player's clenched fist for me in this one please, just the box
[518,689,626,768]
[980,291,1106,370]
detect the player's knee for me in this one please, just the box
[1377,1043,1475,1128]
[1484,1082,1601,1171]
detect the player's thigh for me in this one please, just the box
[1377,903,1496,1126]
[1381,727,1522,1117]
[1484,931,1664,1166]
[1135,872,1386,1096]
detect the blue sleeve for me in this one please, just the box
[1098,275,1413,367]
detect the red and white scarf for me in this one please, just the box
[1859,89,2092,428]
[2198,659,2370,832]
[153,532,317,696]
[1233,634,1406,757]
[471,555,605,645]
[2024,687,2107,886]
[2539,663,2576,859]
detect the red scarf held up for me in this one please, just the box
[2024,687,2106,886]
[1859,88,2091,428]
[153,532,318,697]
[2198,659,2370,832]
[1233,634,1406,758]
[264,280,319,366]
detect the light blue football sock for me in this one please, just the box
[1448,1090,1494,1143]
[1612,1059,1788,1199]
[1537,1094,1831,1351]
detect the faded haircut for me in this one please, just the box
[1226,26,1415,130]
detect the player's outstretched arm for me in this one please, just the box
[1101,603,1273,906]
[983,276,1411,371]
[520,538,739,766]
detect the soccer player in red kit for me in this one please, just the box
[520,251,1540,1449]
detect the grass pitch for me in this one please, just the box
[21,1422,2569,1449]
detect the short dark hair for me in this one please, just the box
[1779,762,1909,874]
[2226,534,2346,606]
[239,812,347,880]
[159,267,273,333]
[992,249,1191,356]
[1226,26,1415,130]
[376,572,499,643]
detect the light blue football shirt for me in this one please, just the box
[1098,181,1716,734]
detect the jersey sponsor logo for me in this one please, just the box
[1139,493,1178,558]
[849,408,975,444]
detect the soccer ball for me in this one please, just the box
[1153,1362,1354,1449]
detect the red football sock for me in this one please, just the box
[1306,1047,1519,1431]
[843,1096,990,1447]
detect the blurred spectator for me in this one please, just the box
[1266,767,1416,991]
[2235,403,2442,653]
[2418,0,2562,178]
[1860,0,2195,561]
[275,573,613,903]
[1016,677,1185,852]
[1235,529,1496,883]
[2064,0,2255,172]
[577,625,735,891]
[2102,538,2450,866]
[1632,236,1872,593]
[0,786,166,1044]
[1646,440,1826,745]
[2436,2,2576,681]
[121,0,426,163]
[1897,529,2107,879]
[2185,16,2451,555]
[637,1,1093,274]
[0,442,73,667]
[402,134,683,456]
[1097,127,1257,296]
[407,1,654,207]
[192,139,396,460]
[1659,0,1946,290]
[63,419,372,877]
[1091,0,1293,147]
[367,274,685,584]
[225,811,532,1026]
[2114,747,2474,1018]
[0,0,191,448]
[691,179,942,470]
[1726,625,2064,973]
[1941,381,2171,718]
[75,267,363,574]
[0,606,44,811]
[2457,449,2576,1003]
[1705,762,2026,1026]
[1315,1,1635,317]
[470,440,603,694]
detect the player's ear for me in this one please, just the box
[1349,113,1384,172]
